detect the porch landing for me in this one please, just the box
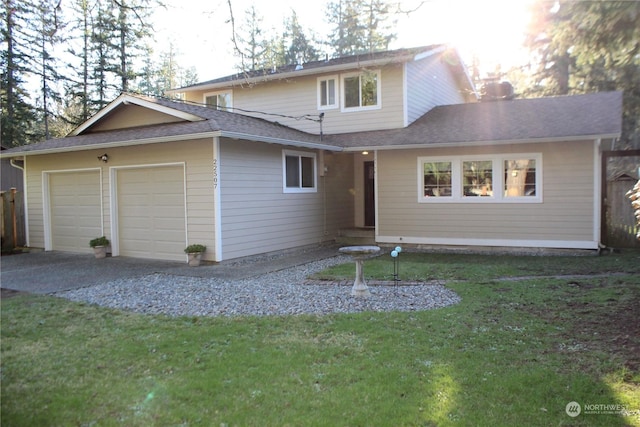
[336,228,376,246]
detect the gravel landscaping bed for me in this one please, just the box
[56,256,461,317]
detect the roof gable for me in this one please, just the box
[70,94,205,136]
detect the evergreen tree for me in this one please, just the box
[283,10,320,65]
[361,0,395,53]
[134,43,158,95]
[30,0,67,140]
[326,0,396,57]
[326,0,364,57]
[64,0,96,126]
[90,0,117,109]
[156,42,179,94]
[235,5,267,71]
[1,0,38,146]
[112,0,153,93]
[524,0,640,149]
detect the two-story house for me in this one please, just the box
[0,45,622,262]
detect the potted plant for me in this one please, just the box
[184,244,206,266]
[89,236,110,259]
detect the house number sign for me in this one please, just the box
[213,158,218,189]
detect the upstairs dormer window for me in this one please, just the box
[204,91,232,111]
[317,76,338,110]
[342,70,381,111]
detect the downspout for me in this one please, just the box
[10,158,25,172]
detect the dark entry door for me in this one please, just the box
[364,161,375,227]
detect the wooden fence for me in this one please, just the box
[605,178,640,248]
[1,189,26,252]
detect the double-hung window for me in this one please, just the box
[341,70,381,111]
[419,154,541,202]
[283,150,317,193]
[204,91,232,111]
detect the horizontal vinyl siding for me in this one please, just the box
[88,105,183,131]
[377,141,597,247]
[219,139,353,260]
[184,64,406,135]
[24,156,44,249]
[406,54,466,125]
[25,139,217,260]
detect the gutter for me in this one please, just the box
[0,131,342,158]
[340,133,622,152]
[220,131,341,152]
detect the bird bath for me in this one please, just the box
[339,246,381,297]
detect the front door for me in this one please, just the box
[364,161,375,227]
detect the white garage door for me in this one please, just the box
[117,165,186,261]
[49,171,102,253]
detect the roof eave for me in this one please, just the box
[220,131,342,151]
[341,133,621,151]
[0,132,221,158]
[0,131,342,158]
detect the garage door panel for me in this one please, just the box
[117,166,186,261]
[49,171,102,253]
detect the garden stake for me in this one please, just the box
[391,246,402,294]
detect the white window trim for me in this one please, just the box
[203,90,233,111]
[340,69,382,112]
[418,153,542,203]
[282,149,317,193]
[317,75,339,110]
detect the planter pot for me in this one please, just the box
[187,252,202,267]
[93,246,107,259]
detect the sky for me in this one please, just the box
[153,0,535,82]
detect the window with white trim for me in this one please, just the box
[283,150,317,193]
[419,154,541,203]
[204,91,232,111]
[341,70,381,111]
[318,76,338,109]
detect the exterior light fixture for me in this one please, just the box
[98,154,109,163]
[362,151,369,155]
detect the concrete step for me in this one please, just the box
[337,228,376,245]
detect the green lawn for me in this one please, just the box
[2,250,639,426]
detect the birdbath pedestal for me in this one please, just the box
[339,246,381,297]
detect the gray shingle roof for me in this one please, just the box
[0,91,623,157]
[174,46,445,91]
[328,91,623,149]
[1,95,331,155]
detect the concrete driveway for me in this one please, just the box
[0,245,343,295]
